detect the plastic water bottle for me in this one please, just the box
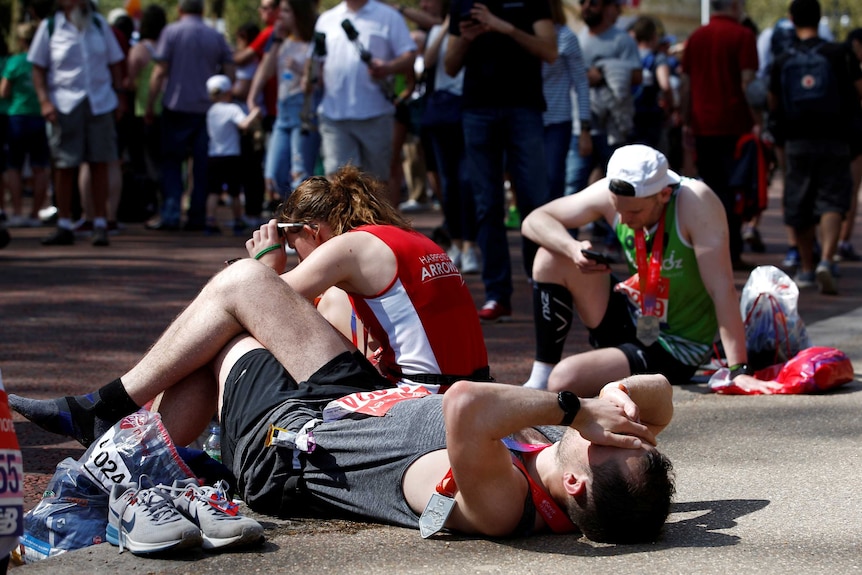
[203,422,222,462]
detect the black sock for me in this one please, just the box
[9,378,140,447]
[532,282,574,364]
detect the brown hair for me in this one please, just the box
[278,165,412,235]
[16,22,38,46]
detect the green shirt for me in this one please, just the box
[1,54,41,117]
[613,181,718,366]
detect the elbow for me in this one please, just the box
[442,381,484,426]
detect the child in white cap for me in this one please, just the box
[204,74,260,235]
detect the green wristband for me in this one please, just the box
[254,244,283,260]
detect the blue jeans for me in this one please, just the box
[161,109,208,226]
[291,125,321,189]
[266,122,297,197]
[564,131,613,196]
[544,121,572,201]
[462,107,548,306]
[427,120,476,242]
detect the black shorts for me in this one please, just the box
[207,155,243,197]
[782,140,852,229]
[587,277,699,385]
[220,349,389,495]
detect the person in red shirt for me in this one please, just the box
[680,0,759,270]
[235,0,280,122]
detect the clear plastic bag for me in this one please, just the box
[77,409,196,494]
[14,410,197,563]
[14,458,107,564]
[739,265,810,369]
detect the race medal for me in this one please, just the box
[419,492,455,538]
[634,204,668,349]
[637,314,660,346]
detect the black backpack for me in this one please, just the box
[779,42,840,122]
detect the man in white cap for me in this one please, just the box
[521,144,772,394]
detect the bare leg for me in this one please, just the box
[10,260,353,445]
[548,348,632,396]
[6,169,23,218]
[30,167,49,220]
[122,259,352,405]
[153,366,220,447]
[89,161,110,222]
[525,247,613,389]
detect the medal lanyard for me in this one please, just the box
[634,204,668,319]
[435,440,577,534]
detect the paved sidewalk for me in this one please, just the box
[2,179,860,573]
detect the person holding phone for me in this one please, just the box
[520,144,776,395]
[443,0,558,323]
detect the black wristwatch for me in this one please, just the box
[557,391,580,426]
[729,363,753,380]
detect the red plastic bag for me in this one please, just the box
[709,346,854,395]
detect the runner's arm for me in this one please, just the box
[442,381,656,535]
[521,179,616,263]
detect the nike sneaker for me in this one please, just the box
[107,477,202,554]
[165,479,264,550]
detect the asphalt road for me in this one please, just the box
[2,180,861,574]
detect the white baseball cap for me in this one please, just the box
[206,74,232,95]
[607,145,680,198]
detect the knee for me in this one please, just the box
[547,357,580,393]
[532,247,577,284]
[211,258,274,296]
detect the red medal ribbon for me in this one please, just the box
[634,204,668,319]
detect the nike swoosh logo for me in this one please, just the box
[186,503,201,527]
[121,514,135,533]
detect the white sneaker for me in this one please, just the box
[460,247,481,274]
[107,477,202,554]
[399,199,427,213]
[164,479,264,550]
[446,244,462,268]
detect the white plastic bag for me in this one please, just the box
[739,266,810,369]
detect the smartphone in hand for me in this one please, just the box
[581,248,616,265]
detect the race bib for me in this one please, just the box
[322,384,431,422]
[0,387,24,541]
[81,426,134,492]
[616,274,671,324]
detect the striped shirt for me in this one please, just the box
[542,24,589,127]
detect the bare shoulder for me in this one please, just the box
[677,179,724,218]
[676,180,728,246]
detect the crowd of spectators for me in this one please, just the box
[0,0,860,301]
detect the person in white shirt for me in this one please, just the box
[28,0,125,247]
[314,0,416,189]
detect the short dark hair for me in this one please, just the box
[629,15,658,44]
[140,4,167,41]
[790,0,821,29]
[236,21,261,44]
[180,0,204,15]
[567,449,676,544]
